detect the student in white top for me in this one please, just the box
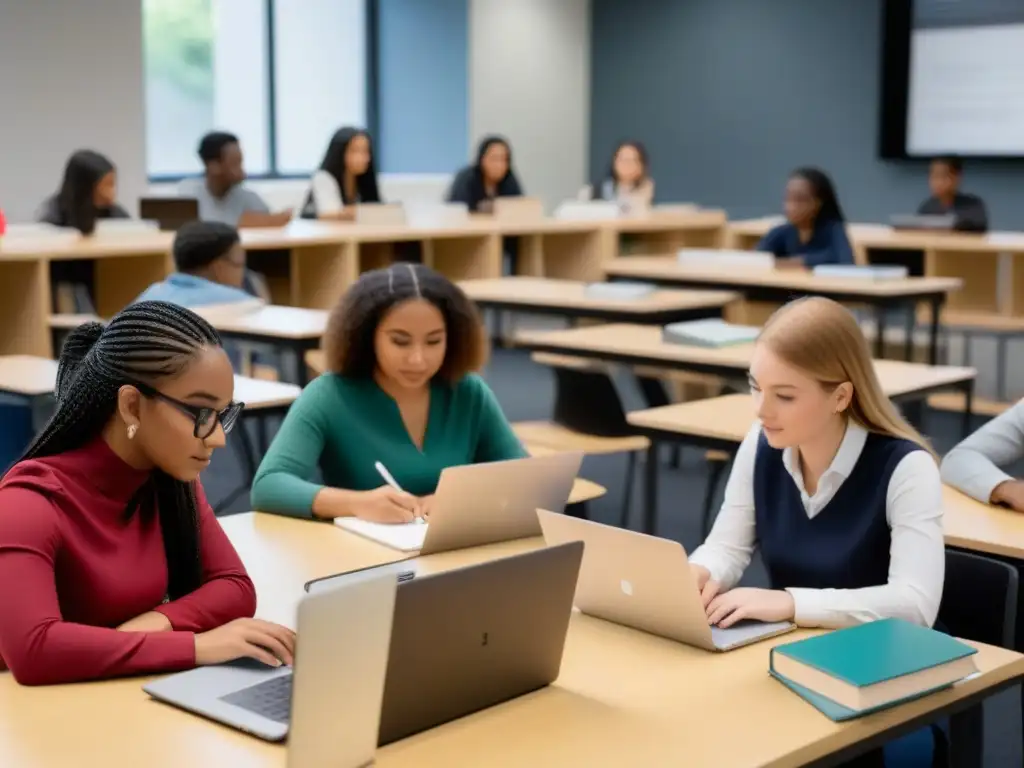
[940,400,1024,511]
[584,140,655,213]
[301,127,382,221]
[689,297,944,631]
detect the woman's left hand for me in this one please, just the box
[706,588,795,628]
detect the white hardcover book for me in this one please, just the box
[662,318,760,348]
[584,281,656,300]
[676,248,774,270]
[812,265,908,280]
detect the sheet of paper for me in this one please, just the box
[335,517,427,552]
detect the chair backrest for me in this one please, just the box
[938,548,1018,649]
[551,366,632,438]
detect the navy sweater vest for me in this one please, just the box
[753,431,922,591]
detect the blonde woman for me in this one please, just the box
[689,297,943,631]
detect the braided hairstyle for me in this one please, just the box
[21,301,222,599]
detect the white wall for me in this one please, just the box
[0,0,146,223]
[468,0,591,211]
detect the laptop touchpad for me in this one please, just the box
[711,620,793,650]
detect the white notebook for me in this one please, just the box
[662,318,760,348]
[676,248,774,270]
[812,264,908,280]
[335,517,427,552]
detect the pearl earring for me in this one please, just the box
[127,424,138,440]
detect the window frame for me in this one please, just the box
[146,0,380,183]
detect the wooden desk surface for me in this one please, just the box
[515,324,978,386]
[1,512,1019,768]
[728,218,1024,254]
[515,323,756,369]
[459,277,739,313]
[942,486,1024,560]
[0,355,58,396]
[198,304,330,340]
[0,230,172,260]
[605,256,963,297]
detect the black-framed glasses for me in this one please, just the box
[130,381,245,439]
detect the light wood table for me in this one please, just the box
[0,512,1018,767]
[195,304,330,386]
[727,218,1024,320]
[623,359,977,536]
[604,256,962,364]
[459,276,740,325]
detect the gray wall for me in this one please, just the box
[0,0,146,223]
[590,0,1024,228]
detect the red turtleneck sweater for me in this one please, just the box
[0,438,257,685]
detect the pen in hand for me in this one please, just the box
[374,461,425,524]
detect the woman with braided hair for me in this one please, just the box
[0,301,295,685]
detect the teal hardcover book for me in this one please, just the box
[769,619,978,718]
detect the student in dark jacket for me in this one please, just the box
[447,136,523,213]
[302,127,382,220]
[918,156,988,233]
[37,150,130,235]
[756,167,854,268]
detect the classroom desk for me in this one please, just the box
[513,324,975,429]
[459,276,740,325]
[624,371,979,538]
[0,511,1017,768]
[195,304,329,387]
[727,218,1024,319]
[603,256,962,364]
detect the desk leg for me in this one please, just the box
[961,382,974,439]
[928,297,942,366]
[948,703,984,768]
[873,305,886,359]
[903,302,915,362]
[643,442,660,536]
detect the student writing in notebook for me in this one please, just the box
[0,303,294,685]
[446,135,524,213]
[250,264,526,523]
[688,297,944,632]
[301,126,382,220]
[756,167,855,268]
[586,140,654,213]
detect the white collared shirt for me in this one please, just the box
[689,421,944,629]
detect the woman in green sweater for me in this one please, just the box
[250,263,526,522]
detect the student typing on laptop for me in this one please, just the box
[0,303,294,685]
[689,297,944,633]
[250,264,526,522]
[917,156,988,234]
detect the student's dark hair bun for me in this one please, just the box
[55,321,105,402]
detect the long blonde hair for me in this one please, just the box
[758,297,937,460]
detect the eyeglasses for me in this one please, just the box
[130,381,245,439]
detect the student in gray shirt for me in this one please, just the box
[941,400,1024,510]
[178,131,271,227]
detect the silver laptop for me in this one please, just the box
[335,452,583,555]
[308,541,584,746]
[143,563,401,767]
[538,512,795,651]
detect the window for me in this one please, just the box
[143,0,368,179]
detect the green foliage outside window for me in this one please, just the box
[143,0,214,100]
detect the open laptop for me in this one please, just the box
[143,563,401,767]
[138,197,200,231]
[335,452,583,555]
[307,540,584,745]
[889,213,955,231]
[538,512,795,651]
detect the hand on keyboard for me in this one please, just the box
[195,618,296,668]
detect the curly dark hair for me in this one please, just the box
[324,263,488,382]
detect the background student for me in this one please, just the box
[688,296,943,632]
[37,149,130,234]
[250,264,525,522]
[587,140,655,213]
[302,126,382,220]
[756,167,855,267]
[37,149,131,312]
[136,221,259,307]
[0,303,294,685]
[447,135,524,213]
[179,132,284,228]
[941,400,1024,511]
[918,155,988,233]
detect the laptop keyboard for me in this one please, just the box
[221,674,294,724]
